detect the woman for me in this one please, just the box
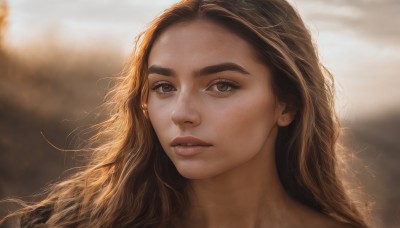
[2,0,368,227]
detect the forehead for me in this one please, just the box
[148,18,261,68]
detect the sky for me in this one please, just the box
[4,0,400,119]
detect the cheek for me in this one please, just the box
[210,95,277,152]
[213,91,276,127]
[148,102,169,140]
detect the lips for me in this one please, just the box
[170,136,212,157]
[170,136,211,147]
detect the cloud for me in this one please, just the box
[7,0,177,46]
[293,0,400,47]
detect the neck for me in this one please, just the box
[182,139,300,227]
[177,128,343,228]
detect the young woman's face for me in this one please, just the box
[147,19,288,179]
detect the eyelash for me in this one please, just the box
[207,79,240,95]
[150,81,176,95]
[149,79,240,96]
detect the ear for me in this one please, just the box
[276,102,296,127]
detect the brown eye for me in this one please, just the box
[206,79,240,97]
[151,82,176,95]
[216,82,232,92]
[160,84,174,93]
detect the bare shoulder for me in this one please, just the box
[304,210,357,228]
[317,216,356,228]
[296,204,357,228]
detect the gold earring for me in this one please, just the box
[141,103,148,117]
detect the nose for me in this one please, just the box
[171,91,201,128]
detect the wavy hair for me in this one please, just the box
[2,0,368,227]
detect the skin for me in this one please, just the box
[147,19,345,228]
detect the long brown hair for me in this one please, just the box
[2,0,368,227]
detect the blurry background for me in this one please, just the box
[0,0,399,227]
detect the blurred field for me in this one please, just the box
[342,115,400,227]
[0,11,399,228]
[0,31,125,226]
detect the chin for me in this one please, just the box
[176,168,209,180]
[174,164,217,180]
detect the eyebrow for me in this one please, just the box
[147,62,250,77]
[148,65,175,76]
